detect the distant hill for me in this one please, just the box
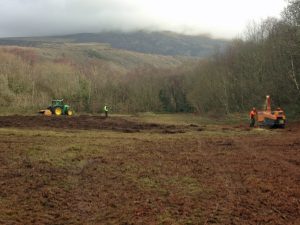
[36,42,190,70]
[0,42,192,77]
[0,31,229,57]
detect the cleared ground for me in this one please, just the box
[0,115,299,224]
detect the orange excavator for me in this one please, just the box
[257,95,286,128]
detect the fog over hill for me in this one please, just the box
[0,0,286,39]
[0,31,229,57]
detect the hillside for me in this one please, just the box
[1,42,189,70]
[36,42,190,70]
[2,0,299,117]
[0,31,229,57]
[0,42,197,114]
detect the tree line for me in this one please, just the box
[187,0,300,115]
[0,0,300,116]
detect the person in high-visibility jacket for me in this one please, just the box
[103,105,109,118]
[249,107,257,127]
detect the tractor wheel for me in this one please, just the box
[54,107,62,116]
[67,110,73,116]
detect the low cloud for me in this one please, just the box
[0,0,287,38]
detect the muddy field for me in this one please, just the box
[0,115,299,224]
[0,115,193,133]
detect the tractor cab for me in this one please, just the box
[51,99,64,107]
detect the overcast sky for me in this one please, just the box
[0,0,287,39]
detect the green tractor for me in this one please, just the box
[40,99,74,116]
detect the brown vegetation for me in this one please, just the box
[0,115,299,224]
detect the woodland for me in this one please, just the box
[0,0,299,116]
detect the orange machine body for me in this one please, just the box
[257,96,286,128]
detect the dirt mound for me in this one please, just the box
[1,115,300,134]
[0,115,190,133]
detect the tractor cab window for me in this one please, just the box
[52,100,63,106]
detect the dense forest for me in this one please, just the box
[0,0,300,116]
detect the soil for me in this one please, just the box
[0,115,299,224]
[0,115,188,133]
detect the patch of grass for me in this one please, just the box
[138,177,159,189]
[157,211,178,225]
[133,112,248,126]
